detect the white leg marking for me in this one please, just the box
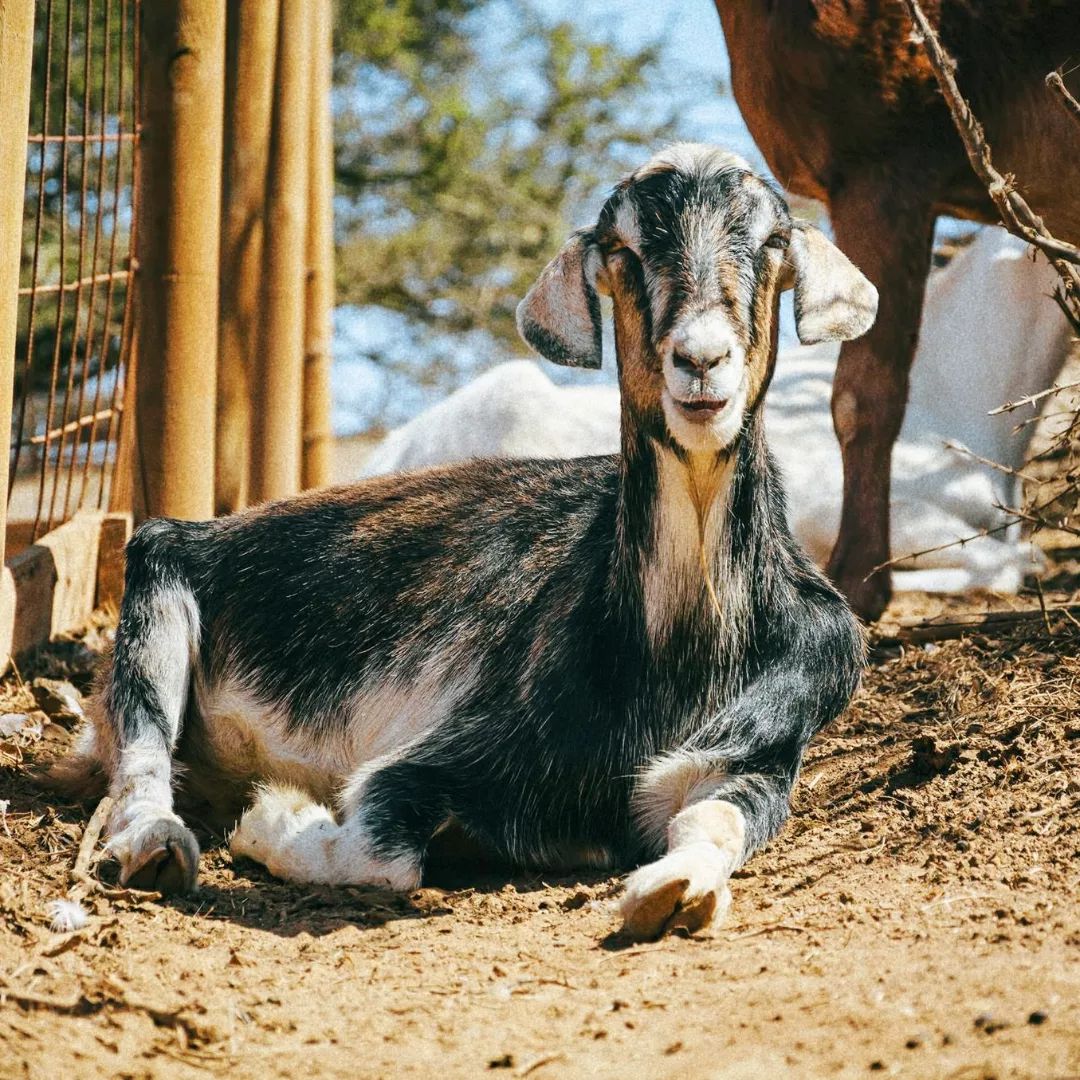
[630,748,733,850]
[105,584,201,892]
[230,783,420,889]
[624,751,747,940]
[106,735,200,892]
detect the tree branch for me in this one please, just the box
[1046,70,1080,130]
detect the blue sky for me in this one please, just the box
[540,0,760,165]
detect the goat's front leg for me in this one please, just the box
[826,177,937,620]
[621,753,791,940]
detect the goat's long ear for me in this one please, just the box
[784,222,878,344]
[516,230,603,368]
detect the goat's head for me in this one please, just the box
[517,143,878,455]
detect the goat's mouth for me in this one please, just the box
[673,397,729,423]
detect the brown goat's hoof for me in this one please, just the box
[115,818,200,895]
[620,845,733,941]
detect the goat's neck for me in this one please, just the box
[614,416,756,653]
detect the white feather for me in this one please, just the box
[45,897,88,933]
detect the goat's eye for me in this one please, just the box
[763,233,789,252]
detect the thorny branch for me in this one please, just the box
[989,380,1080,416]
[1047,71,1080,129]
[902,0,1080,334]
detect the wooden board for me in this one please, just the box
[0,510,132,669]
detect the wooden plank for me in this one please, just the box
[96,512,132,611]
[0,511,131,669]
[4,512,105,656]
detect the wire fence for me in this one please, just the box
[10,0,139,549]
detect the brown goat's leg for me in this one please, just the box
[826,184,936,620]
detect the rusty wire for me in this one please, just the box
[9,0,140,548]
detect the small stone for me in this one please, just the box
[561,889,591,911]
[0,712,46,740]
[488,1053,514,1069]
[1028,1010,1048,1026]
[0,713,32,738]
[869,1062,885,1072]
[31,678,85,727]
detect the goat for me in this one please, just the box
[362,228,1067,595]
[68,145,871,939]
[713,0,1080,618]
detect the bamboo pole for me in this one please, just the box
[134,1,225,521]
[301,0,334,490]
[249,0,310,503]
[0,1,35,570]
[216,0,278,515]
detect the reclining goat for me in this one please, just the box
[74,144,871,939]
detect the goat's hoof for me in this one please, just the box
[620,845,732,941]
[112,817,200,894]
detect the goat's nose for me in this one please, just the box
[672,347,729,374]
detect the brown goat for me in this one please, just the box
[714,0,1080,618]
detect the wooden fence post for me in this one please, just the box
[0,1,36,568]
[249,0,310,503]
[134,0,225,521]
[216,0,278,515]
[302,0,334,490]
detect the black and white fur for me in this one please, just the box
[68,144,875,939]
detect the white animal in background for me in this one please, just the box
[362,227,1072,595]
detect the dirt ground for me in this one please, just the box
[1,583,1078,1080]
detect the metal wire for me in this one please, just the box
[8,0,139,547]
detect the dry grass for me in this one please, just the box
[0,584,1078,1078]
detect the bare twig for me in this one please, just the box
[866,519,1015,577]
[71,795,112,884]
[988,380,1080,415]
[998,504,1080,538]
[517,1054,566,1077]
[1034,577,1054,636]
[942,440,1041,484]
[1047,71,1080,129]
[728,922,806,940]
[867,480,1076,577]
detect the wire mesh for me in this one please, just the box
[9,0,140,550]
